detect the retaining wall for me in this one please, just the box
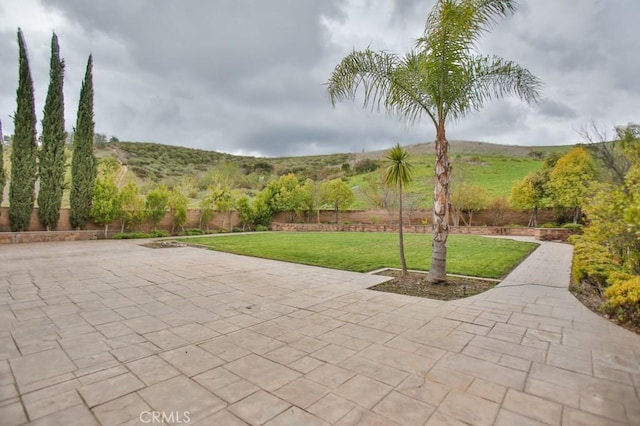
[271,222,570,241]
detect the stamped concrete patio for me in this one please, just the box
[0,238,638,425]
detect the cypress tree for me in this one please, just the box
[38,33,66,230]
[0,120,5,210]
[9,29,38,232]
[70,54,96,229]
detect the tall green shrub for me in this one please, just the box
[168,188,188,234]
[38,33,66,230]
[118,182,145,232]
[90,177,121,237]
[70,55,96,229]
[145,185,170,230]
[9,29,38,232]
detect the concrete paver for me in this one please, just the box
[1,238,639,425]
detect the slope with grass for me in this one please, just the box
[185,232,537,279]
[103,140,569,207]
[1,139,570,209]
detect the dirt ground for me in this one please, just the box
[570,281,640,334]
[370,269,497,301]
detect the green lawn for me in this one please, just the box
[185,232,537,279]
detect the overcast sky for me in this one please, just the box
[0,0,638,157]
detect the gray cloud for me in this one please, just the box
[536,98,577,120]
[1,0,638,156]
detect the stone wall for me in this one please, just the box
[0,206,568,242]
[0,207,240,235]
[0,230,99,244]
[272,208,556,227]
[271,222,571,241]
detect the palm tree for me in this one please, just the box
[327,0,541,283]
[383,144,414,277]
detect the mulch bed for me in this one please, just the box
[570,282,640,334]
[141,241,187,249]
[370,269,498,301]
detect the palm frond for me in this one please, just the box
[383,144,414,187]
[446,55,542,120]
[326,49,437,126]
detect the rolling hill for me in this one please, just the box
[1,140,571,208]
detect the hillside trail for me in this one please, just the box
[109,145,128,187]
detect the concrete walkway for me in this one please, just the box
[0,238,638,425]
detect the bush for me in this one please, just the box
[602,276,640,324]
[232,227,243,233]
[354,159,380,174]
[538,222,559,228]
[561,223,584,234]
[571,240,621,289]
[112,230,169,239]
[255,225,269,232]
[181,229,204,236]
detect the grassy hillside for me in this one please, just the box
[1,140,571,208]
[111,141,353,183]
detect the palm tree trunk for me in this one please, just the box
[398,181,408,276]
[428,125,450,284]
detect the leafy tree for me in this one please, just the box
[168,188,188,234]
[118,181,145,232]
[571,124,640,328]
[251,196,273,227]
[9,29,38,231]
[257,173,306,222]
[272,174,305,222]
[383,144,414,276]
[145,185,170,230]
[451,182,489,226]
[91,177,121,237]
[0,120,5,210]
[546,147,595,224]
[70,55,97,229]
[301,179,327,224]
[235,196,252,231]
[509,171,546,227]
[38,33,67,230]
[209,183,235,229]
[324,179,355,223]
[199,193,216,231]
[578,125,640,275]
[327,0,541,283]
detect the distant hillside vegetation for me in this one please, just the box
[87,140,572,208]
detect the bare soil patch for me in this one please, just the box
[141,241,187,249]
[370,269,498,300]
[570,282,640,334]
